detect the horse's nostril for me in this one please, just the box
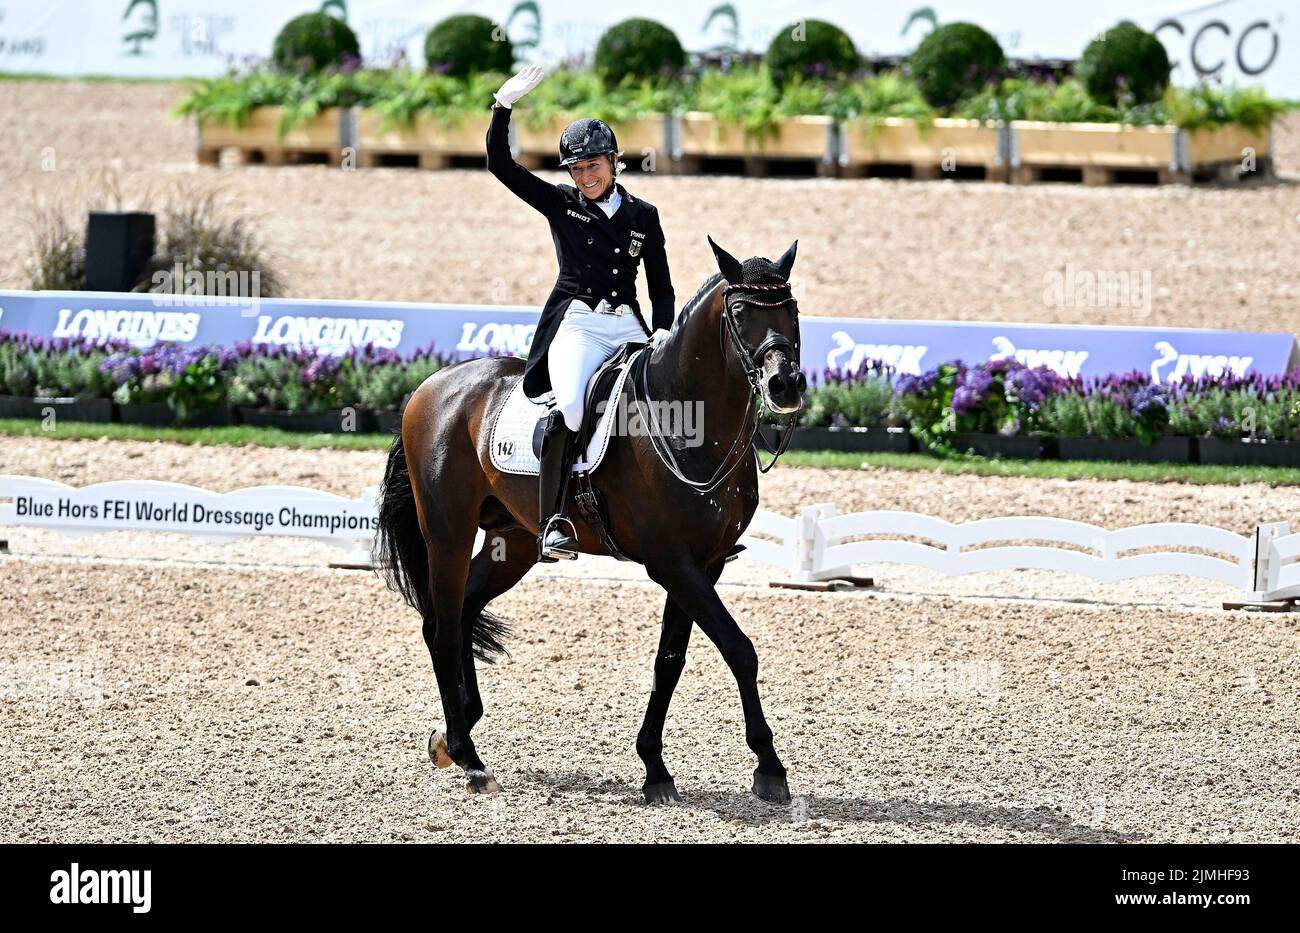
[768,373,787,395]
[794,372,808,394]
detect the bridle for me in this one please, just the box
[637,280,801,493]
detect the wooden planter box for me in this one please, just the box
[0,395,114,422]
[1010,120,1179,184]
[676,112,834,163]
[1185,124,1268,163]
[840,117,1004,178]
[1181,124,1272,179]
[512,113,669,168]
[1197,436,1300,467]
[1057,435,1194,463]
[197,106,348,165]
[354,110,491,168]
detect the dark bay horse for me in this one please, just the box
[375,235,806,804]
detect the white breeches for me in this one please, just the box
[548,298,647,432]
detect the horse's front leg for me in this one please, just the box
[648,557,790,803]
[636,592,695,804]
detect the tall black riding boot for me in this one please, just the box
[538,409,579,562]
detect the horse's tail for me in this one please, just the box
[373,436,510,663]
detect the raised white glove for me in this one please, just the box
[649,328,670,349]
[494,64,544,109]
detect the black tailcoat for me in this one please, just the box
[485,103,675,401]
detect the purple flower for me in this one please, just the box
[1129,383,1169,418]
[951,384,981,415]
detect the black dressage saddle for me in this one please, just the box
[525,341,745,566]
[531,340,648,460]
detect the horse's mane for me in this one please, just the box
[675,271,725,328]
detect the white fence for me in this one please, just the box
[4,475,1297,604]
[739,503,1300,603]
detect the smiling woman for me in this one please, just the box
[485,62,676,561]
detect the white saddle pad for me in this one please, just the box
[488,361,637,475]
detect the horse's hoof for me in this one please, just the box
[428,729,453,769]
[642,780,682,805]
[465,768,502,795]
[752,770,791,804]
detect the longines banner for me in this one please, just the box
[0,0,1294,97]
[2,289,1295,383]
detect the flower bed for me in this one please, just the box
[5,329,1299,459]
[0,331,450,430]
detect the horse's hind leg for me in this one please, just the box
[415,501,505,794]
[429,524,536,771]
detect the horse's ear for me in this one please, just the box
[707,234,744,285]
[774,239,798,280]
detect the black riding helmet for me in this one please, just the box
[559,117,618,168]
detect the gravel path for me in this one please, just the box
[1,556,1296,843]
[2,438,1298,842]
[3,80,1298,336]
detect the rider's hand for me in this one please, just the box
[649,328,670,349]
[494,64,544,109]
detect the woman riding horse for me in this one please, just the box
[487,64,676,563]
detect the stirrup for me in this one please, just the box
[539,515,579,561]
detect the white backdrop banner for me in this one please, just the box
[0,0,1294,96]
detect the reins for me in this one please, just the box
[636,280,800,493]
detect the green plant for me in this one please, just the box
[424,14,514,77]
[594,19,686,87]
[25,202,85,290]
[0,334,123,399]
[800,365,902,428]
[140,183,282,298]
[1164,82,1291,131]
[909,22,1005,109]
[1039,393,1092,437]
[958,77,1110,123]
[765,19,859,87]
[837,69,935,137]
[514,65,684,130]
[168,352,227,422]
[1078,22,1170,107]
[271,12,361,73]
[176,68,386,135]
[687,65,776,137]
[684,65,830,140]
[897,359,1061,455]
[368,69,504,126]
[1040,380,1170,444]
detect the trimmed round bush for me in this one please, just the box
[424,13,515,77]
[909,22,1005,109]
[271,12,360,73]
[1079,22,1171,106]
[766,20,859,86]
[594,19,686,86]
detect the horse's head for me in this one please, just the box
[707,235,806,414]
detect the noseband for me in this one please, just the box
[637,279,801,493]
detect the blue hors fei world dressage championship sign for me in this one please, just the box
[1,290,1295,382]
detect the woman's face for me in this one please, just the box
[568,156,613,198]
